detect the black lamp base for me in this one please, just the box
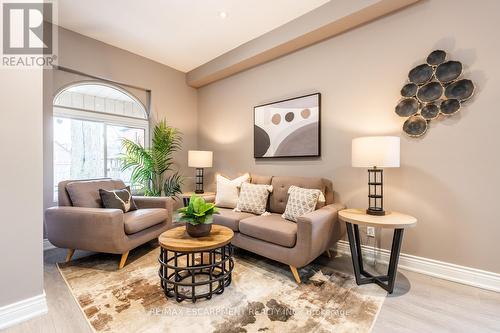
[194,168,205,194]
[366,208,386,216]
[367,168,385,216]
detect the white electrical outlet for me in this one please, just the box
[367,226,375,238]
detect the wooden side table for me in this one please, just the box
[180,191,216,206]
[158,225,234,303]
[339,208,417,294]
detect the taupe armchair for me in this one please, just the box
[45,179,173,269]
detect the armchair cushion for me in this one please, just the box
[239,214,297,248]
[124,208,168,234]
[66,179,125,208]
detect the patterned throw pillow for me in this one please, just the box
[99,186,137,213]
[282,185,321,222]
[235,183,273,215]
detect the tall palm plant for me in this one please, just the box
[121,119,183,197]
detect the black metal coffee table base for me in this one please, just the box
[158,244,233,303]
[346,222,404,294]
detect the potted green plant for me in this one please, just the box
[177,195,219,237]
[121,119,183,197]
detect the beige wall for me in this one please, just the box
[198,0,500,273]
[44,27,198,212]
[0,69,44,306]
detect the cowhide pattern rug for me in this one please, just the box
[58,244,385,333]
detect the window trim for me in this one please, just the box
[53,106,150,135]
[53,80,148,119]
[52,81,150,204]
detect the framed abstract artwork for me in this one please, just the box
[254,93,320,158]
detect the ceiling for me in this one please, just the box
[54,0,330,72]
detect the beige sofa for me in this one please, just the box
[45,179,174,269]
[213,175,345,283]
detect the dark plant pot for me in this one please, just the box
[186,223,212,238]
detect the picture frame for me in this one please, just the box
[254,93,321,158]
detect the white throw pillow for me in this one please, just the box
[235,183,273,215]
[282,185,322,222]
[215,173,250,208]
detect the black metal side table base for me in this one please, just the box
[158,244,234,303]
[346,222,404,294]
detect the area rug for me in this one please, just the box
[58,244,385,333]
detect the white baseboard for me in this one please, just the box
[0,293,48,330]
[43,239,55,251]
[334,240,500,293]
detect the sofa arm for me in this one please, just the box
[133,196,174,229]
[301,203,345,222]
[45,206,126,253]
[295,203,345,266]
[133,196,174,210]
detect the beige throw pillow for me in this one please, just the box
[215,173,250,208]
[282,185,322,222]
[235,183,273,215]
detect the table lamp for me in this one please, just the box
[352,136,400,216]
[188,150,213,194]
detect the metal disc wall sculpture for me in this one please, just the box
[396,50,475,137]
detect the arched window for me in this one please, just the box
[53,82,149,201]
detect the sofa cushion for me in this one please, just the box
[236,183,273,215]
[239,214,297,248]
[213,208,255,231]
[250,174,273,185]
[282,185,321,222]
[124,208,167,234]
[215,173,250,209]
[66,179,126,208]
[269,176,326,214]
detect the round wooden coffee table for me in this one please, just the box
[158,225,234,303]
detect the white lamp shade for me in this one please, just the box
[352,136,400,168]
[188,150,213,168]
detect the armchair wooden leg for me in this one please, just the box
[118,251,130,270]
[289,265,302,284]
[65,249,75,263]
[325,249,332,258]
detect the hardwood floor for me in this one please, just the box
[373,264,500,333]
[4,246,500,333]
[3,248,93,333]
